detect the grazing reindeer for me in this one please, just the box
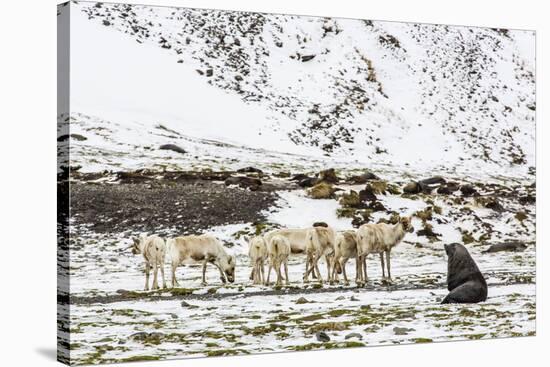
[303,226,336,283]
[331,231,359,285]
[266,234,291,286]
[167,234,235,286]
[356,217,414,283]
[131,234,167,291]
[246,236,268,284]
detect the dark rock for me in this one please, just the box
[291,173,310,182]
[359,187,377,202]
[181,300,199,309]
[437,182,460,195]
[206,69,213,77]
[419,176,446,186]
[393,327,415,335]
[295,296,309,304]
[319,168,339,183]
[57,133,87,142]
[483,241,527,253]
[345,332,363,340]
[519,194,536,205]
[349,172,379,184]
[403,182,421,194]
[301,55,316,62]
[237,166,263,174]
[315,331,330,342]
[159,144,186,154]
[224,176,262,190]
[130,332,149,341]
[460,184,479,197]
[298,177,321,188]
[313,222,328,228]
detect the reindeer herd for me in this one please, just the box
[130,217,414,291]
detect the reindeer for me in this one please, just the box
[130,234,167,291]
[356,217,414,283]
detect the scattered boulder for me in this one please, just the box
[437,182,460,195]
[319,168,339,183]
[339,190,362,208]
[359,186,377,202]
[181,300,199,309]
[460,184,479,197]
[419,176,446,186]
[393,327,415,335]
[291,173,310,181]
[315,331,330,342]
[159,144,186,154]
[348,172,380,184]
[224,176,262,190]
[345,332,363,340]
[367,180,387,195]
[295,297,310,304]
[301,55,316,62]
[403,181,421,194]
[312,222,328,228]
[298,177,321,188]
[475,196,504,212]
[483,241,527,253]
[308,182,337,199]
[237,167,263,175]
[57,133,87,142]
[130,332,149,341]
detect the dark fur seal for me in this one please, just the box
[442,243,487,304]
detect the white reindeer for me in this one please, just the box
[356,217,414,283]
[167,234,235,286]
[131,234,167,291]
[246,236,268,284]
[266,234,291,286]
[303,226,336,284]
[330,230,359,285]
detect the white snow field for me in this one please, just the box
[58,1,536,365]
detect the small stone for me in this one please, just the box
[295,297,309,304]
[316,331,330,342]
[181,301,199,309]
[345,332,363,340]
[393,326,415,335]
[350,295,360,301]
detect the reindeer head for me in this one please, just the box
[130,237,141,255]
[400,216,414,233]
[220,255,236,283]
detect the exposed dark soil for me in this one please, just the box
[70,179,277,235]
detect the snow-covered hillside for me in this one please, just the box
[64,1,535,180]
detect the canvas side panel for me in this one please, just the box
[57,2,71,365]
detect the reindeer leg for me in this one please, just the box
[160,261,166,289]
[284,260,290,285]
[386,250,392,281]
[342,258,349,285]
[276,262,282,286]
[314,254,323,284]
[144,262,150,291]
[363,255,368,285]
[152,262,159,290]
[171,262,179,288]
[261,261,266,284]
[266,263,272,285]
[201,260,208,286]
[325,255,331,283]
[380,252,386,279]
